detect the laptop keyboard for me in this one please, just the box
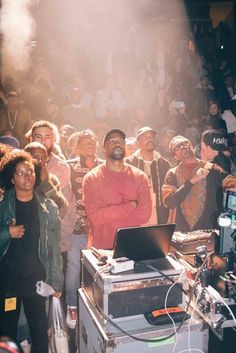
[134,258,174,273]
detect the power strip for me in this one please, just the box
[109,257,134,274]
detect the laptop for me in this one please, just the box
[113,224,175,262]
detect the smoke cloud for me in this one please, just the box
[1,0,36,78]
[35,0,189,80]
[0,0,190,106]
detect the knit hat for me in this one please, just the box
[169,135,191,155]
[0,135,19,149]
[202,130,228,151]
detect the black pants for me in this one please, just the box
[0,294,48,353]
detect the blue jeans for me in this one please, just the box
[65,234,88,307]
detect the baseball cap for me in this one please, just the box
[103,129,126,146]
[202,130,228,151]
[136,126,157,140]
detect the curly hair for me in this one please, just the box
[0,143,11,161]
[0,150,41,190]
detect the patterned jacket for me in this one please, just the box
[70,155,103,235]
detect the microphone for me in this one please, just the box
[91,247,108,263]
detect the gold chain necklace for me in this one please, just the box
[7,110,18,130]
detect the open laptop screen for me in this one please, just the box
[113,224,175,261]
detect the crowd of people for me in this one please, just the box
[0,18,236,353]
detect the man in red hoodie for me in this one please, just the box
[83,129,152,249]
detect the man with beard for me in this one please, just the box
[162,135,236,231]
[126,127,171,225]
[83,129,152,249]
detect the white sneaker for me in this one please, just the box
[20,340,31,353]
[66,306,77,329]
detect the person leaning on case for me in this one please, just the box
[0,150,63,353]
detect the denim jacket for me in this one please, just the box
[0,188,63,292]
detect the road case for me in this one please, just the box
[81,250,185,323]
[78,288,209,353]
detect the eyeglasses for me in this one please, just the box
[174,141,190,152]
[14,169,34,177]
